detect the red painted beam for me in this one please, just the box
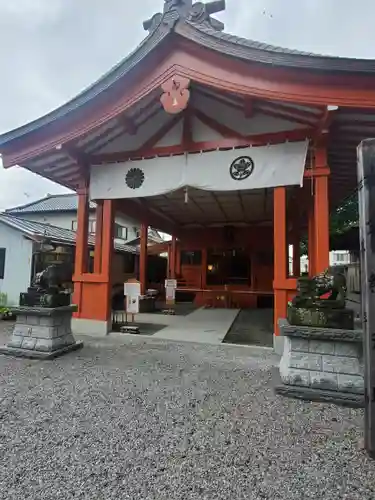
[91,128,313,164]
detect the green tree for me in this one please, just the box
[300,193,358,255]
[330,194,358,237]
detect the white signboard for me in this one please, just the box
[124,280,141,315]
[165,279,177,304]
[126,295,140,314]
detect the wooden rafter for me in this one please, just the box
[139,114,182,151]
[187,192,207,216]
[237,191,248,222]
[255,105,317,127]
[81,96,160,154]
[210,192,228,221]
[182,108,193,147]
[194,88,243,111]
[135,199,178,225]
[193,109,246,139]
[115,199,179,236]
[244,99,254,118]
[87,106,161,155]
[314,106,338,142]
[264,101,323,120]
[118,116,137,136]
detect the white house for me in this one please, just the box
[300,250,351,274]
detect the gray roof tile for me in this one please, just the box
[6,193,96,214]
[0,213,138,254]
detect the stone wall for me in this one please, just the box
[279,320,364,395]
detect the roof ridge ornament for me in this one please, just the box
[143,0,225,33]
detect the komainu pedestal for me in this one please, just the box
[276,270,364,407]
[0,305,82,359]
[275,319,364,408]
[0,265,82,359]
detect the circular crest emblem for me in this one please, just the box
[125,167,145,189]
[229,156,254,181]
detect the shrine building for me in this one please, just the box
[1,0,375,352]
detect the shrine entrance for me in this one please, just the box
[1,0,372,352]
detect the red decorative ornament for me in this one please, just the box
[160,76,190,114]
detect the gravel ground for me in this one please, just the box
[0,322,374,499]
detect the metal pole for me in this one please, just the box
[357,139,375,459]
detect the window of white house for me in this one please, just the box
[114,224,128,240]
[0,248,6,279]
[71,220,97,233]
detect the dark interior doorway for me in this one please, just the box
[206,248,250,286]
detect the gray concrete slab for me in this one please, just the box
[153,307,240,345]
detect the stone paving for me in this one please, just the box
[0,321,374,499]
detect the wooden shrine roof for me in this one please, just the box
[0,0,374,229]
[1,0,375,148]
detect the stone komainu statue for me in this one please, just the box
[288,269,354,329]
[20,263,73,308]
[291,269,347,309]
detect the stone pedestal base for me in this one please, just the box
[275,319,364,407]
[0,305,83,359]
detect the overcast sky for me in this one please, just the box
[0,0,374,209]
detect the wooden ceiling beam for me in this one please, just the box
[238,191,248,222]
[194,88,243,111]
[115,198,180,236]
[79,97,161,153]
[88,107,162,155]
[265,101,323,120]
[135,199,179,225]
[54,144,89,185]
[255,105,316,126]
[117,116,137,136]
[244,99,254,118]
[210,192,228,221]
[182,108,193,147]
[139,114,182,151]
[193,108,246,139]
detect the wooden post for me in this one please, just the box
[314,147,330,273]
[167,243,172,279]
[75,188,89,275]
[93,201,104,274]
[140,223,148,295]
[358,139,375,459]
[100,200,114,322]
[201,247,207,289]
[134,254,140,280]
[308,200,316,277]
[273,187,288,335]
[101,200,114,276]
[171,236,177,279]
[292,233,301,277]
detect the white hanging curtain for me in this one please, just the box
[90,140,308,200]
